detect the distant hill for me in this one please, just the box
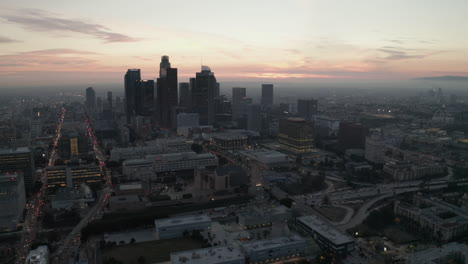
[414,75,468,81]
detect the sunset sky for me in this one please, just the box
[1,0,467,87]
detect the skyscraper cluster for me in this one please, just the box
[122,56,275,135]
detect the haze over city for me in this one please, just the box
[1,0,468,89]
[0,2,468,264]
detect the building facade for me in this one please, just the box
[157,56,178,129]
[261,84,273,106]
[154,215,211,239]
[191,66,218,125]
[278,118,313,153]
[0,172,26,231]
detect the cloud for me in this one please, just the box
[377,48,425,60]
[0,49,98,69]
[0,36,20,43]
[3,9,139,43]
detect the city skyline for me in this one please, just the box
[1,0,468,87]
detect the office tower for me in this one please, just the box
[338,122,369,151]
[136,80,155,116]
[85,87,96,113]
[232,87,246,105]
[124,69,141,123]
[215,82,220,97]
[0,148,34,192]
[0,172,26,231]
[191,66,218,125]
[365,133,385,164]
[261,84,274,106]
[232,87,247,119]
[278,118,313,153]
[107,91,113,110]
[297,99,318,120]
[247,104,262,132]
[157,56,178,129]
[179,82,191,109]
[96,97,103,113]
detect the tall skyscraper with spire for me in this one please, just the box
[124,69,141,123]
[191,66,217,125]
[157,56,178,129]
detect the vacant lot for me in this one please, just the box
[102,238,202,264]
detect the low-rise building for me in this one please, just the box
[50,184,94,209]
[194,165,247,192]
[383,162,445,181]
[154,215,211,239]
[170,246,245,264]
[241,235,305,264]
[237,205,291,229]
[238,149,289,170]
[110,138,192,161]
[404,242,468,264]
[296,216,355,256]
[0,172,26,231]
[123,152,218,181]
[46,165,102,188]
[210,133,248,150]
[394,194,468,241]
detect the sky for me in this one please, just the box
[0,0,467,87]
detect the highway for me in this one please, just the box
[52,111,113,264]
[16,107,65,264]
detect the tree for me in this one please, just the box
[130,238,136,244]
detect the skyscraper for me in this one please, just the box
[179,82,191,109]
[85,87,96,113]
[136,80,155,116]
[297,99,318,120]
[191,66,218,125]
[247,104,262,132]
[157,56,178,129]
[107,91,113,110]
[124,69,141,123]
[232,87,246,120]
[261,84,274,106]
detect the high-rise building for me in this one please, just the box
[124,69,141,123]
[232,87,246,105]
[179,82,191,109]
[107,91,113,110]
[297,99,318,120]
[338,122,369,151]
[232,87,247,120]
[0,148,34,192]
[278,118,313,153]
[0,172,26,231]
[96,97,103,113]
[247,104,262,132]
[157,56,178,129]
[85,87,96,113]
[191,66,217,125]
[136,80,155,116]
[261,84,274,106]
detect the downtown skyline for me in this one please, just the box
[1,0,468,87]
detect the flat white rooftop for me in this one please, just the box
[155,215,211,228]
[171,246,244,264]
[297,216,354,245]
[241,235,304,252]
